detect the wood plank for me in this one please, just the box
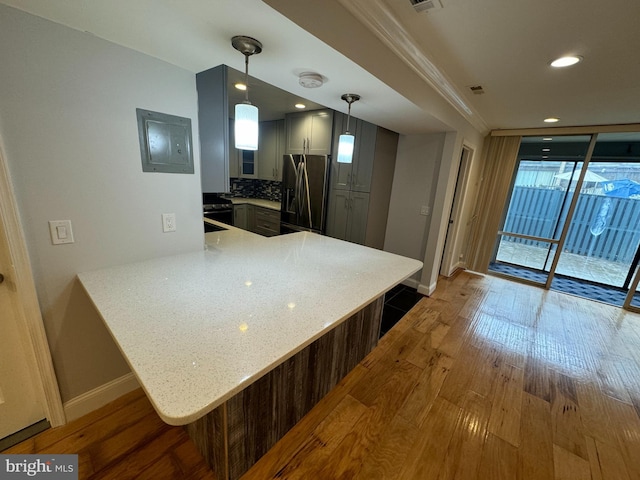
[396,397,461,479]
[518,393,554,480]
[487,361,524,447]
[550,371,589,460]
[585,435,631,480]
[476,433,518,480]
[437,390,492,480]
[553,444,591,480]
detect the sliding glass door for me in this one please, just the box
[490,131,640,308]
[491,135,592,285]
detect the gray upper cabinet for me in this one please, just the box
[258,120,285,181]
[285,109,333,155]
[197,65,230,193]
[326,115,399,249]
[330,112,377,193]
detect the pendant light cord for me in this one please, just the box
[244,54,250,103]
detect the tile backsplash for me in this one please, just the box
[228,178,282,202]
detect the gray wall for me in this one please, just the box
[0,5,204,402]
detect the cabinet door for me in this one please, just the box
[347,192,370,245]
[285,113,308,154]
[239,149,257,178]
[229,118,239,178]
[307,110,333,155]
[246,204,256,232]
[233,204,247,229]
[258,121,277,180]
[197,65,230,193]
[351,121,377,193]
[258,120,285,181]
[325,189,350,240]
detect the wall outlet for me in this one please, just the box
[49,220,74,245]
[162,213,176,232]
[420,205,431,216]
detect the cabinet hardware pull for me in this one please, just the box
[344,197,348,209]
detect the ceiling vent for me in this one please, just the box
[469,85,485,95]
[410,0,443,13]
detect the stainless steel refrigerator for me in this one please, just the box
[280,154,329,234]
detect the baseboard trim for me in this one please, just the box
[63,373,140,422]
[401,277,420,289]
[417,281,438,296]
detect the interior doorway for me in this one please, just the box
[0,141,64,447]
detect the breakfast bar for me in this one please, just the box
[78,226,422,479]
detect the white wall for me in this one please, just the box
[384,130,485,293]
[384,133,445,285]
[0,5,204,402]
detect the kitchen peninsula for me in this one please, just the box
[78,225,422,479]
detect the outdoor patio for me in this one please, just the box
[495,240,631,287]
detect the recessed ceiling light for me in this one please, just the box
[294,103,306,109]
[544,117,560,123]
[234,82,247,91]
[550,56,583,68]
[542,148,550,152]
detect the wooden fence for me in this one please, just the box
[502,186,640,263]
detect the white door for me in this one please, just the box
[0,209,46,439]
[440,146,474,277]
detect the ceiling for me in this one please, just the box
[3,0,639,135]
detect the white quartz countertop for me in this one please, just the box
[78,229,422,425]
[229,197,280,211]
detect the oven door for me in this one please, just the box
[204,209,233,226]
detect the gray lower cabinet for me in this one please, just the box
[234,204,279,236]
[233,204,247,229]
[326,190,370,245]
[253,207,280,237]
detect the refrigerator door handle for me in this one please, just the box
[302,161,313,229]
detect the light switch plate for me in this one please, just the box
[420,205,431,216]
[162,213,176,232]
[49,220,74,245]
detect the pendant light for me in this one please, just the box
[337,94,360,164]
[231,35,262,151]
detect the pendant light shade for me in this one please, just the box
[337,94,360,164]
[231,35,262,151]
[337,133,355,164]
[235,102,259,150]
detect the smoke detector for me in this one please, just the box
[410,0,443,13]
[299,72,324,88]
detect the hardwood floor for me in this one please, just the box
[242,271,640,479]
[2,389,216,479]
[4,271,640,479]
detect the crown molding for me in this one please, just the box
[337,0,489,133]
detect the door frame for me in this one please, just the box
[440,144,475,276]
[0,141,65,428]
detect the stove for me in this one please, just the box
[203,193,233,229]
